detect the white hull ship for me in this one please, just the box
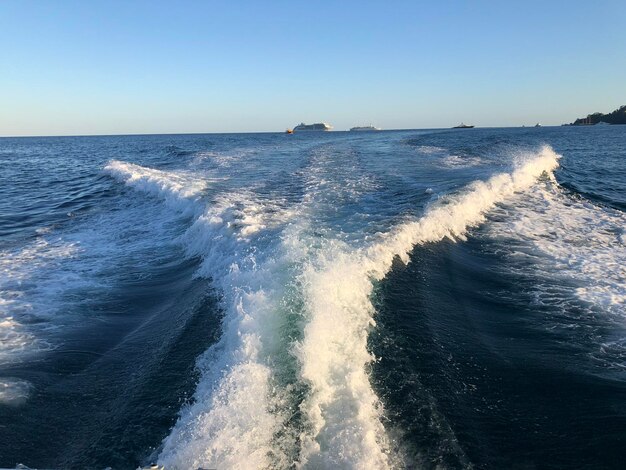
[293,122,333,131]
[349,125,381,131]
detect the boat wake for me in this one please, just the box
[103,145,561,468]
[485,177,626,315]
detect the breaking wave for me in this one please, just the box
[104,145,560,468]
[293,145,559,468]
[485,179,626,315]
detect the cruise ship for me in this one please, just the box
[349,125,381,131]
[293,122,333,131]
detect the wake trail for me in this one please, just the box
[105,160,300,469]
[294,145,560,468]
[103,146,559,469]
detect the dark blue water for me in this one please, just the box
[0,127,624,469]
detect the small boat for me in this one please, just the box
[453,123,474,128]
[535,123,541,127]
[286,129,293,134]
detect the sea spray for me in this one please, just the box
[106,160,300,468]
[294,145,560,468]
[364,145,560,275]
[104,146,560,469]
[104,160,208,216]
[484,173,626,315]
[3,129,624,469]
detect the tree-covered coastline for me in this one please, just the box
[570,105,626,125]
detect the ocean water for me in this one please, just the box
[0,127,624,469]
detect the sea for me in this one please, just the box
[0,126,624,469]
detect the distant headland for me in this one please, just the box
[567,105,626,125]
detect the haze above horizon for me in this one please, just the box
[1,0,625,137]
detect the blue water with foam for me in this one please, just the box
[0,127,624,469]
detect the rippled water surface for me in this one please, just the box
[0,127,624,469]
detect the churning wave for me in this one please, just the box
[486,179,625,315]
[480,166,626,373]
[0,165,194,405]
[103,145,562,468]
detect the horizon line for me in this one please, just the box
[0,125,569,139]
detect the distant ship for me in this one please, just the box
[453,123,474,128]
[350,125,381,131]
[293,122,332,131]
[535,123,541,127]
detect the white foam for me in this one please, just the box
[293,145,560,468]
[364,145,560,276]
[294,239,394,468]
[111,155,391,468]
[159,219,299,468]
[158,279,296,468]
[106,161,299,468]
[440,154,483,168]
[0,238,81,365]
[191,148,257,168]
[416,145,446,154]
[106,149,560,469]
[0,173,189,369]
[104,160,209,216]
[0,378,33,406]
[0,314,41,366]
[484,177,626,315]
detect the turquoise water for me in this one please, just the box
[0,127,624,469]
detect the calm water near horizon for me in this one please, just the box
[0,126,625,469]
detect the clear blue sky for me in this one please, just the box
[1,0,625,135]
